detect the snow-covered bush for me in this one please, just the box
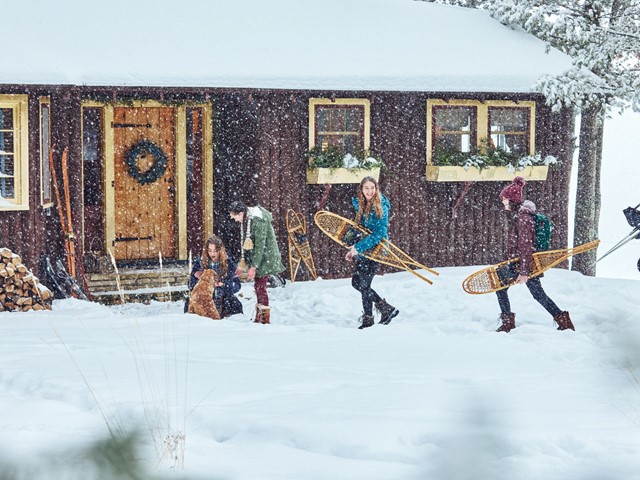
[305,146,385,170]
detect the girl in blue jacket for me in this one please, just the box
[345,176,399,329]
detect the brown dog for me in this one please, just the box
[187,269,221,320]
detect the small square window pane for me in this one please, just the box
[328,109,347,132]
[435,107,473,131]
[491,133,528,154]
[490,108,527,133]
[0,154,14,176]
[344,109,363,132]
[317,108,331,132]
[0,131,14,153]
[436,134,472,153]
[0,108,13,130]
[317,134,343,151]
[0,177,14,199]
[343,134,363,153]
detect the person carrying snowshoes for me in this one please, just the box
[345,176,399,329]
[229,201,285,324]
[495,176,574,333]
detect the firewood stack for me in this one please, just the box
[0,247,53,312]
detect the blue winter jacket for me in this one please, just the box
[351,194,390,254]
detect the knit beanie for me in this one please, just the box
[500,176,525,204]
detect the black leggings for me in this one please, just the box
[352,256,382,316]
[496,276,562,317]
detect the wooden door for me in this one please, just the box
[112,107,176,261]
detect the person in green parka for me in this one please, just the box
[229,201,285,324]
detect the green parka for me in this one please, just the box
[246,206,285,278]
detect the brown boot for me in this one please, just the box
[255,304,271,324]
[554,311,575,331]
[496,313,516,333]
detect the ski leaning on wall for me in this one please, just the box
[46,147,89,300]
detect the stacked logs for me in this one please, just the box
[0,247,53,312]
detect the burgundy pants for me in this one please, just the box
[254,275,269,306]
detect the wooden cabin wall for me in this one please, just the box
[0,86,66,278]
[1,84,575,285]
[211,89,575,280]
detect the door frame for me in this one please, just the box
[81,99,214,262]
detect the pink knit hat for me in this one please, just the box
[500,176,526,204]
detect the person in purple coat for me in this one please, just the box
[495,176,574,333]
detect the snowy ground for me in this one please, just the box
[1,265,639,479]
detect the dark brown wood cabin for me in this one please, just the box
[0,85,574,286]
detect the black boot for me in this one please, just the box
[375,299,399,325]
[496,313,516,333]
[358,314,375,329]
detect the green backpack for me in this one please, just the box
[533,212,553,251]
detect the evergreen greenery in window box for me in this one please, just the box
[305,146,385,184]
[427,141,557,182]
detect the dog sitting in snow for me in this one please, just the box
[187,269,221,320]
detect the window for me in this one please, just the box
[309,98,370,154]
[82,106,103,208]
[40,98,53,207]
[489,107,530,155]
[426,99,535,165]
[0,95,29,210]
[432,105,476,156]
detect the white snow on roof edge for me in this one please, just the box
[1,0,575,94]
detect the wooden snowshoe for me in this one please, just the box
[313,210,439,285]
[286,209,317,282]
[462,239,601,294]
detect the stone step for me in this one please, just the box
[90,285,189,305]
[85,266,191,305]
[86,267,190,293]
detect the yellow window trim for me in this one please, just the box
[0,94,29,211]
[426,98,536,166]
[308,98,371,151]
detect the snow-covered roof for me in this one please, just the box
[3,0,574,93]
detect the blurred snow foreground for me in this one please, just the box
[0,266,639,480]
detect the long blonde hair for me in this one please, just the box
[355,176,383,223]
[201,235,228,277]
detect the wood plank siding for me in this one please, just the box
[0,85,574,282]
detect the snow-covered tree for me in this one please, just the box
[419,0,640,276]
[489,0,640,276]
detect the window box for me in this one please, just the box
[425,98,545,183]
[426,165,549,182]
[306,167,380,184]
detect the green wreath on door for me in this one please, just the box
[125,140,168,185]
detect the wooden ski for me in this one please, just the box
[49,146,91,300]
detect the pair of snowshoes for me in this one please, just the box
[40,256,88,300]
